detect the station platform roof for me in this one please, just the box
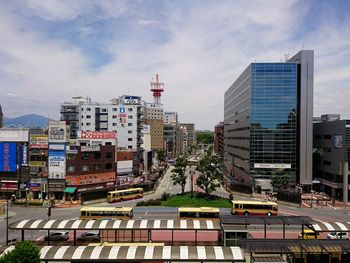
[220,215,313,225]
[9,219,221,231]
[2,245,245,262]
[312,221,350,232]
[241,239,350,254]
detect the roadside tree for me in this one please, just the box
[270,169,289,191]
[171,155,189,194]
[0,241,40,263]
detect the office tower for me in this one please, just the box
[224,50,314,192]
[180,123,196,146]
[144,103,164,150]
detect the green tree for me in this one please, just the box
[171,155,189,194]
[0,241,40,263]
[196,132,214,144]
[196,153,223,196]
[270,169,289,191]
[156,149,166,162]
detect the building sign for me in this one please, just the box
[49,144,65,151]
[81,145,101,152]
[48,146,66,179]
[30,135,48,148]
[334,135,344,149]
[66,145,78,154]
[29,161,46,167]
[48,179,65,192]
[1,180,18,191]
[49,121,68,143]
[66,172,115,186]
[0,142,17,172]
[123,96,140,105]
[18,145,28,166]
[254,163,291,169]
[79,131,116,139]
[0,129,29,142]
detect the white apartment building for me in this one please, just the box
[60,96,143,150]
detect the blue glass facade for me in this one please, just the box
[250,63,298,182]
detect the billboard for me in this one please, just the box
[0,129,29,142]
[49,121,68,143]
[30,135,48,148]
[0,142,17,172]
[78,131,116,139]
[18,144,28,166]
[334,135,344,149]
[48,145,66,179]
[254,163,291,169]
[66,172,115,186]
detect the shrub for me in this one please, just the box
[161,192,170,201]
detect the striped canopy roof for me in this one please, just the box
[2,245,245,262]
[312,221,350,232]
[9,219,221,230]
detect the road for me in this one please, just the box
[2,165,350,245]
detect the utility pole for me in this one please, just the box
[6,186,9,245]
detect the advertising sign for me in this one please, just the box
[66,145,78,154]
[0,142,17,172]
[49,121,67,143]
[66,172,115,186]
[81,145,100,152]
[0,129,29,142]
[18,145,28,166]
[49,144,65,151]
[30,135,48,148]
[29,161,46,167]
[123,96,140,104]
[118,107,127,127]
[334,135,344,149]
[254,163,291,169]
[48,147,66,179]
[1,180,18,191]
[79,131,116,139]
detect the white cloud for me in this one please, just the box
[0,1,349,129]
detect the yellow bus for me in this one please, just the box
[231,200,278,216]
[79,206,133,220]
[178,207,220,220]
[107,188,144,203]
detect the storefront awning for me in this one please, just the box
[64,187,76,194]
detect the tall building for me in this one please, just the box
[214,122,224,155]
[164,112,178,125]
[144,103,164,150]
[0,104,3,128]
[164,112,178,157]
[180,123,196,146]
[60,96,143,150]
[313,114,350,202]
[224,50,314,192]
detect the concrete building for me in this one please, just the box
[60,96,143,150]
[144,103,164,150]
[214,122,224,156]
[180,123,196,146]
[224,50,314,192]
[164,112,178,125]
[164,112,179,157]
[175,125,186,155]
[313,114,350,202]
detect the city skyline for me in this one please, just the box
[0,0,350,130]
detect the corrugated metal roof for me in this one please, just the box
[220,215,313,225]
[9,219,221,230]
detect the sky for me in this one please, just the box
[0,0,350,130]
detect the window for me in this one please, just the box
[86,123,91,126]
[105,152,113,159]
[323,160,331,166]
[315,135,321,139]
[81,165,89,172]
[82,153,90,160]
[113,123,118,126]
[67,165,75,172]
[128,108,133,112]
[128,123,132,126]
[86,115,91,119]
[81,115,84,119]
[94,164,101,171]
[86,108,91,111]
[94,152,101,159]
[128,115,133,119]
[105,163,112,170]
[128,130,132,134]
[112,108,118,111]
[112,115,118,119]
[324,135,331,139]
[128,138,133,141]
[102,108,107,112]
[128,146,132,149]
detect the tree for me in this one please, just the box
[196,153,223,196]
[196,132,214,144]
[156,149,166,162]
[270,169,289,191]
[171,155,189,194]
[0,241,40,263]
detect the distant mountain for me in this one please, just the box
[4,114,52,128]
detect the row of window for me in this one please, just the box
[314,134,332,139]
[82,108,133,112]
[67,163,113,173]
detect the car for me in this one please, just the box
[44,231,69,241]
[77,231,100,242]
[327,232,349,240]
[298,229,320,239]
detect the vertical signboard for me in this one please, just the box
[118,107,127,127]
[48,144,66,179]
[49,121,68,143]
[0,142,17,172]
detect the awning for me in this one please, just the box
[9,219,221,230]
[64,187,76,194]
[7,245,243,262]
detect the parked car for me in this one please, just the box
[77,231,100,242]
[44,231,69,241]
[298,229,320,239]
[327,232,349,239]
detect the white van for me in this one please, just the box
[327,232,349,239]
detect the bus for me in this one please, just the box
[79,207,133,220]
[107,188,144,203]
[178,207,220,220]
[231,200,278,216]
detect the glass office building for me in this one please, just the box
[224,50,313,191]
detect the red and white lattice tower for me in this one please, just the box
[150,74,164,104]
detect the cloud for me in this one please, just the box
[0,0,349,130]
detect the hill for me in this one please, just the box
[4,114,51,128]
